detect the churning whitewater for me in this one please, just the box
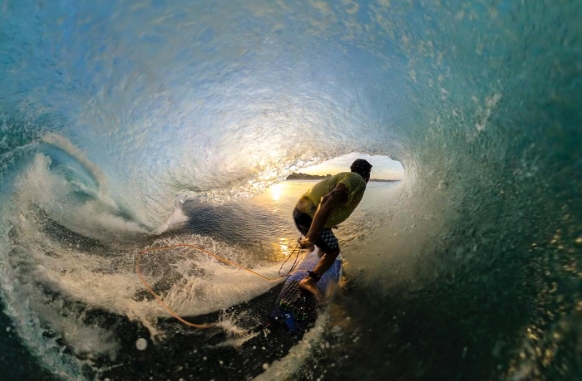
[1,0,581,380]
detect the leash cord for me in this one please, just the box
[278,241,302,277]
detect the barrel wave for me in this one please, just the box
[1,1,581,380]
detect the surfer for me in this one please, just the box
[293,158,372,297]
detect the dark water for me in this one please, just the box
[1,0,582,380]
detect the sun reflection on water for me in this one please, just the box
[269,182,284,201]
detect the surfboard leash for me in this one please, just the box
[278,240,302,277]
[135,242,305,329]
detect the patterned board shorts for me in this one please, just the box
[292,208,340,253]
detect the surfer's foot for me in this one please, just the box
[299,277,323,303]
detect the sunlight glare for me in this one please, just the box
[270,182,283,201]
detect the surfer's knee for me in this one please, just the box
[323,249,340,260]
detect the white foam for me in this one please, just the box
[7,158,283,323]
[0,153,292,379]
[22,229,284,328]
[0,206,88,379]
[137,235,286,317]
[155,206,189,234]
[14,154,148,241]
[253,312,329,381]
[211,310,261,348]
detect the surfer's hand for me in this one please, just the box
[298,237,315,250]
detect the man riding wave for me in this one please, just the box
[292,159,372,297]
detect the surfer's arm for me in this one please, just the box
[299,184,348,248]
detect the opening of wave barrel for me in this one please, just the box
[297,153,404,181]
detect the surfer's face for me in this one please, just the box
[362,171,371,183]
[356,170,371,183]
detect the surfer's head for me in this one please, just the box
[350,159,373,182]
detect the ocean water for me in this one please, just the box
[1,0,581,380]
[181,180,398,249]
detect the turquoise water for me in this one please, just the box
[1,0,581,380]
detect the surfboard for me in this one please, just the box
[267,246,342,334]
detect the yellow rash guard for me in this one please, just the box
[301,172,366,228]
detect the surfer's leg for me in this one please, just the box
[298,276,324,301]
[311,248,340,276]
[299,248,340,297]
[311,227,340,275]
[299,228,340,298]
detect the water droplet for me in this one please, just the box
[135,338,147,351]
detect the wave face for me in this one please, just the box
[1,0,581,380]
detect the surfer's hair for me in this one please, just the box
[350,159,373,176]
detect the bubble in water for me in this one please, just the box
[136,338,148,351]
